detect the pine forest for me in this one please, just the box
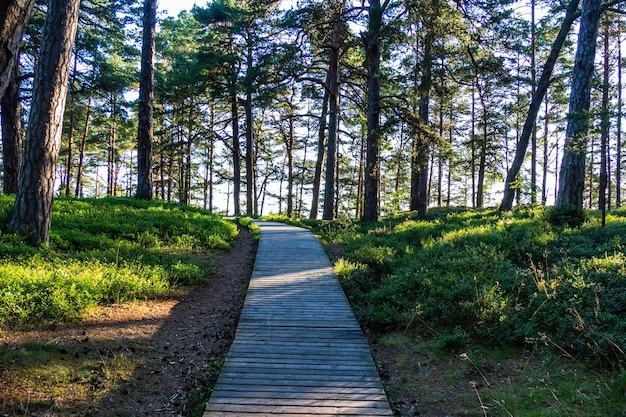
[2,0,626,228]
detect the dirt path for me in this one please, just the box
[0,227,255,417]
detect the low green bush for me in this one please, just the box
[328,206,626,368]
[0,196,238,327]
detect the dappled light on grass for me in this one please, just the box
[0,197,237,328]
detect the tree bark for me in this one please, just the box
[64,55,78,197]
[136,0,157,200]
[7,0,80,245]
[75,88,92,197]
[599,22,609,225]
[556,0,602,212]
[309,76,329,220]
[500,0,581,211]
[415,3,436,217]
[322,8,342,221]
[617,20,623,207]
[1,60,22,194]
[362,0,383,221]
[0,0,34,98]
[231,84,241,216]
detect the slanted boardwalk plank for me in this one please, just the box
[204,222,392,417]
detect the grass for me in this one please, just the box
[0,196,238,327]
[269,206,626,416]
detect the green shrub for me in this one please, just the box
[0,197,238,328]
[330,207,626,367]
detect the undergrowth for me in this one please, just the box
[0,196,238,328]
[296,207,626,370]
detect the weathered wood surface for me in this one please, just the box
[204,222,392,417]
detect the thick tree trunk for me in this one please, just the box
[362,0,382,221]
[309,83,329,219]
[556,0,602,212]
[322,9,341,221]
[7,0,80,245]
[136,0,157,200]
[415,10,436,217]
[1,61,22,194]
[500,0,581,211]
[0,0,34,98]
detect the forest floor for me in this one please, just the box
[0,228,255,417]
[1,225,611,417]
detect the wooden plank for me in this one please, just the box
[204,222,392,417]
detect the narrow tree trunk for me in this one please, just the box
[136,0,157,200]
[245,28,256,216]
[362,0,383,221]
[541,89,550,204]
[0,0,35,98]
[599,22,609,226]
[107,95,116,197]
[476,101,488,209]
[231,86,241,216]
[7,0,80,245]
[64,55,80,197]
[556,0,602,213]
[437,104,444,207]
[309,78,329,220]
[356,124,365,217]
[530,0,538,205]
[617,20,623,207]
[322,8,342,221]
[471,84,476,207]
[287,113,294,218]
[74,89,93,198]
[500,0,581,211]
[1,60,22,194]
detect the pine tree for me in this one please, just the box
[7,0,81,245]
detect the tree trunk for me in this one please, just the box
[7,0,80,246]
[322,8,342,221]
[231,83,241,216]
[541,89,549,204]
[477,100,488,208]
[617,20,623,207]
[416,9,435,217]
[530,0,538,205]
[64,55,78,197]
[0,0,35,98]
[309,77,329,220]
[362,0,382,221]
[287,113,294,218]
[107,94,116,197]
[599,22,609,226]
[556,0,602,213]
[136,0,156,200]
[1,60,22,194]
[75,89,92,197]
[245,28,256,216]
[500,0,581,211]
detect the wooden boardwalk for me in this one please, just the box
[204,222,392,417]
